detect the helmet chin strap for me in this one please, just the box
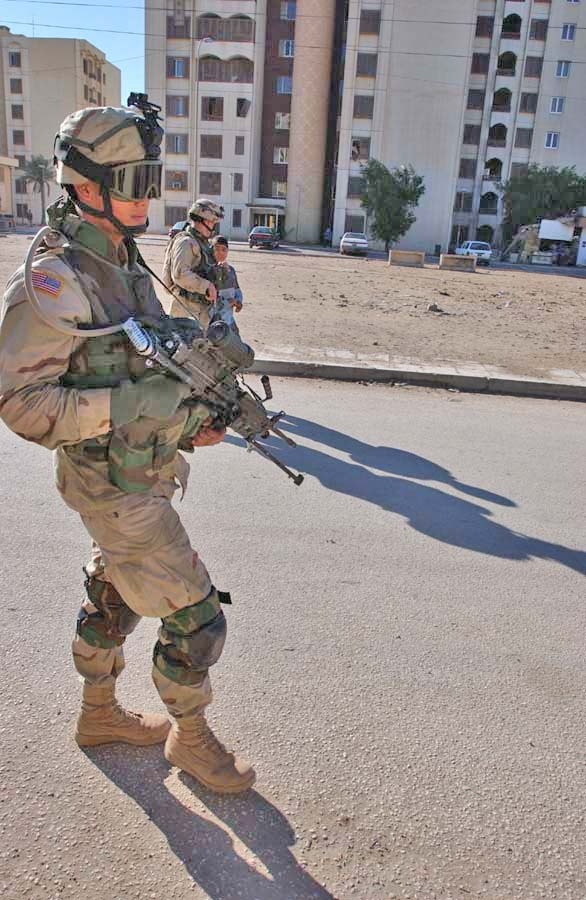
[65,185,148,240]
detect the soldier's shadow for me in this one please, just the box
[85,746,334,900]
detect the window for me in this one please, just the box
[545,131,560,148]
[515,127,533,148]
[359,10,381,34]
[9,78,22,94]
[14,177,27,194]
[275,112,290,129]
[237,98,251,117]
[510,162,528,178]
[463,124,481,145]
[356,53,378,77]
[97,92,102,105]
[199,172,221,195]
[497,52,516,75]
[529,19,548,40]
[166,16,191,38]
[459,158,477,178]
[232,209,242,228]
[475,17,494,38]
[201,134,223,159]
[197,15,254,42]
[233,173,244,192]
[347,176,365,198]
[550,96,565,113]
[165,206,188,227]
[492,88,511,111]
[280,2,296,21]
[200,56,253,83]
[16,203,29,219]
[201,96,223,121]
[556,60,571,77]
[279,39,295,57]
[8,52,21,67]
[234,136,245,156]
[165,170,188,191]
[467,89,485,110]
[471,53,489,75]
[502,14,522,38]
[479,192,498,214]
[167,57,189,78]
[451,225,469,248]
[562,23,576,40]
[11,105,23,120]
[166,133,188,154]
[12,130,25,146]
[345,214,365,233]
[487,123,507,147]
[272,180,287,198]
[524,56,543,77]
[353,95,374,118]
[351,137,370,161]
[166,95,188,117]
[15,154,25,169]
[273,147,289,164]
[84,84,89,101]
[277,76,293,94]
[520,92,538,113]
[454,192,473,212]
[103,72,106,84]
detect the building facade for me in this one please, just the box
[0,27,121,224]
[146,1,586,249]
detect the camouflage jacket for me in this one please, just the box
[163,228,215,299]
[0,214,193,513]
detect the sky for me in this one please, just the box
[0,0,145,101]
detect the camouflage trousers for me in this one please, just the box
[170,291,211,329]
[72,494,226,717]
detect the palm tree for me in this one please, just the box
[23,155,54,225]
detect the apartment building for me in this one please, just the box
[146,1,586,248]
[0,27,121,224]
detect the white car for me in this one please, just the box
[455,240,492,266]
[340,232,369,256]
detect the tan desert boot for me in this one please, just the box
[75,684,170,747]
[165,713,256,793]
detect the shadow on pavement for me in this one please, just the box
[86,747,334,900]
[232,415,586,576]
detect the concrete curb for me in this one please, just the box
[251,358,586,402]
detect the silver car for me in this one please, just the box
[339,232,369,256]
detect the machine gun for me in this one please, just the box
[122,316,304,486]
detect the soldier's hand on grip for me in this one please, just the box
[111,374,191,426]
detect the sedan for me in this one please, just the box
[339,232,369,256]
[168,220,188,238]
[249,226,280,250]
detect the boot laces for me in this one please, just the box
[111,699,143,726]
[191,716,227,755]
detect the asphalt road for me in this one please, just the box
[0,379,584,900]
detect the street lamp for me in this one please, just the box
[194,36,214,199]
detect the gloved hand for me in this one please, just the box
[110,375,192,427]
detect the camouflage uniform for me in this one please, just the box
[0,212,223,716]
[164,227,216,328]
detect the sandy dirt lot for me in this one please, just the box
[3,234,585,378]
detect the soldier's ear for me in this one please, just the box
[75,182,94,202]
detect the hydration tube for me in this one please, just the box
[24,226,126,338]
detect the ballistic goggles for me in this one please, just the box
[107,160,162,201]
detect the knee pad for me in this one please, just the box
[77,573,141,649]
[153,588,227,684]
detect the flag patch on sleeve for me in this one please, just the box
[31,270,63,297]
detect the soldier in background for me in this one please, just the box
[163,199,223,328]
[0,101,255,794]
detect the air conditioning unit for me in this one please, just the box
[171,181,183,190]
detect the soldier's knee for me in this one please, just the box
[153,588,227,684]
[77,573,141,649]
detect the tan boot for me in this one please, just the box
[75,684,171,748]
[165,713,256,794]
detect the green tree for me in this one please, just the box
[23,155,54,225]
[500,164,586,233]
[360,160,425,251]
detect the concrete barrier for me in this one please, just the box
[388,249,425,268]
[439,254,477,272]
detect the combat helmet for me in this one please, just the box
[189,198,224,236]
[53,92,163,236]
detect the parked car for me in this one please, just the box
[249,226,280,249]
[168,219,188,238]
[455,240,492,266]
[339,232,369,256]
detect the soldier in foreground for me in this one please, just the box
[163,199,223,327]
[0,100,255,794]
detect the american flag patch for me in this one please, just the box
[31,270,63,297]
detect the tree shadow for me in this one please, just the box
[231,416,586,576]
[85,747,334,900]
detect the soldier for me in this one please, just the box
[0,100,255,794]
[163,199,223,328]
